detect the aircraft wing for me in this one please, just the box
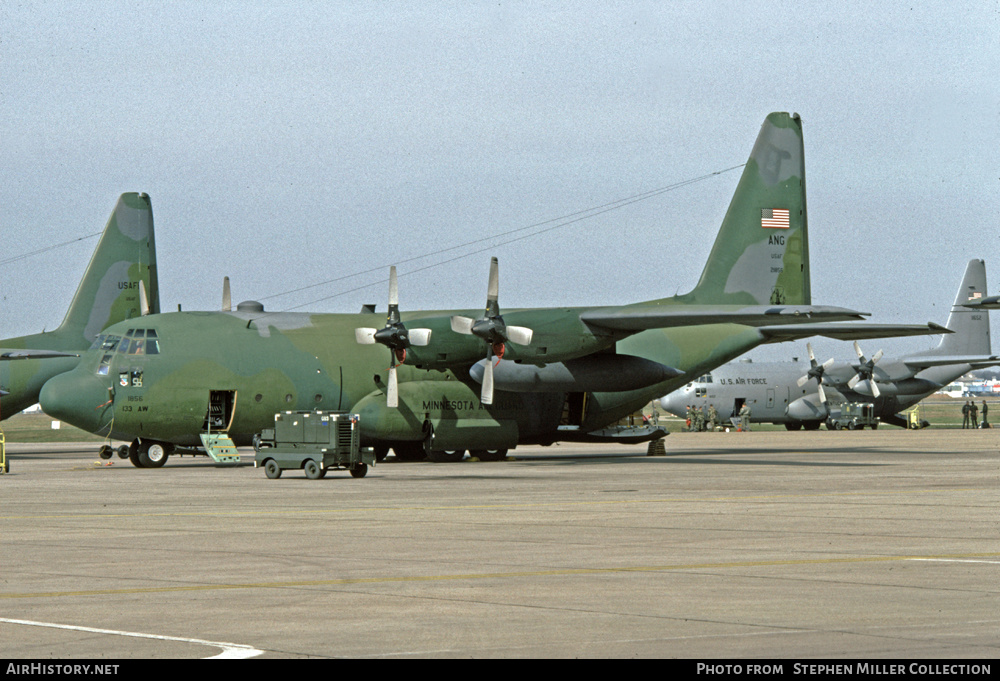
[580,304,868,332]
[901,354,1000,370]
[0,350,81,360]
[757,321,951,344]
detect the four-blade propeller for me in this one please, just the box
[354,266,432,408]
[847,340,884,398]
[450,257,533,405]
[797,342,835,405]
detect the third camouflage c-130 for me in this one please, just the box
[39,113,943,466]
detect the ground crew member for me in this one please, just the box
[685,405,692,431]
[962,401,971,429]
[739,402,751,431]
[982,400,989,428]
[694,405,704,432]
[970,401,979,428]
[707,404,718,432]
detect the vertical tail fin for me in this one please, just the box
[55,192,160,345]
[925,259,991,356]
[683,112,810,305]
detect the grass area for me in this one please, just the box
[0,412,108,443]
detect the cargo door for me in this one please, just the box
[203,390,237,433]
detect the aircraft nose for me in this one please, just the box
[659,393,683,415]
[40,371,111,434]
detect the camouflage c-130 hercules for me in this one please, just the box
[0,193,159,419]
[39,113,943,466]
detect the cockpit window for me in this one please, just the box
[99,335,122,352]
[114,329,159,355]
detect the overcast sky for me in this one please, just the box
[2,1,998,362]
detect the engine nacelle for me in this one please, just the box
[786,394,829,421]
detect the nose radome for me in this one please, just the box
[39,371,110,433]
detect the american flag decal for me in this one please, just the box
[761,208,790,229]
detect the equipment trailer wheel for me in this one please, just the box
[304,459,324,479]
[263,459,282,479]
[350,463,368,478]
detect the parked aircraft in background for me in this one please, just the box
[39,113,942,466]
[660,259,997,429]
[0,193,159,419]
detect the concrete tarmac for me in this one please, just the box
[1,429,998,659]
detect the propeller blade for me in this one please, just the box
[807,342,817,363]
[797,374,810,388]
[848,374,861,390]
[871,349,884,365]
[817,382,827,404]
[481,356,494,405]
[487,257,499,306]
[222,276,231,312]
[408,328,432,346]
[355,328,378,345]
[386,364,399,408]
[506,325,533,346]
[870,381,880,398]
[853,341,865,361]
[822,358,835,370]
[139,279,149,316]
[388,265,399,308]
[451,316,475,334]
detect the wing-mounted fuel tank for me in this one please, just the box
[351,379,563,450]
[468,354,683,393]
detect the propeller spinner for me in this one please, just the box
[354,266,431,408]
[450,257,533,405]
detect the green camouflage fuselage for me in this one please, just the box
[43,306,766,448]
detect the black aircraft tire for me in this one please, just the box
[428,450,465,463]
[372,445,389,463]
[263,459,282,479]
[471,448,508,462]
[98,445,113,460]
[117,445,130,459]
[350,463,368,478]
[139,441,171,468]
[784,423,802,431]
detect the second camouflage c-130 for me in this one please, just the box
[38,113,942,466]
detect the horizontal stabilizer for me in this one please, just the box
[962,295,1000,309]
[581,305,867,332]
[1,350,81,361]
[759,322,951,344]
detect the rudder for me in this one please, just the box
[55,192,160,345]
[927,259,991,356]
[684,112,810,306]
